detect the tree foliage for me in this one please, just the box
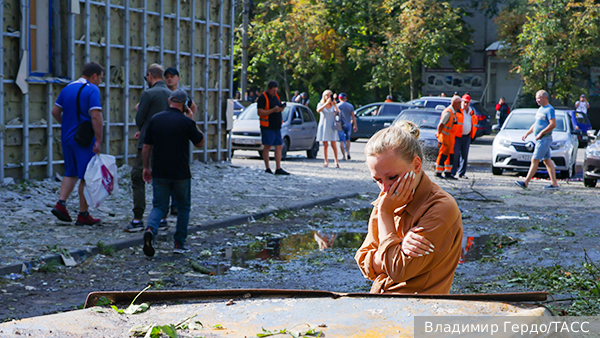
[496,0,600,102]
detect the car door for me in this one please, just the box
[299,106,317,148]
[287,107,304,150]
[354,104,382,138]
[377,104,406,130]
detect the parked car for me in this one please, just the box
[583,129,600,187]
[393,108,441,160]
[567,110,592,147]
[406,96,492,138]
[351,102,417,140]
[491,108,580,179]
[232,100,245,119]
[230,102,319,159]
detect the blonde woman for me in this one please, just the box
[316,90,340,167]
[355,121,463,294]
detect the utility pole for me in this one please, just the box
[241,0,249,100]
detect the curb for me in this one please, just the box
[0,192,360,277]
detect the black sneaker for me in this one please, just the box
[170,206,178,216]
[124,220,144,233]
[143,230,155,257]
[265,168,273,174]
[159,219,169,231]
[347,154,351,160]
[444,174,457,180]
[173,242,191,254]
[514,181,528,189]
[459,175,469,179]
[275,168,290,175]
[435,173,444,179]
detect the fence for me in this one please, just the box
[0,0,235,181]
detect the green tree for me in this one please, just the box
[496,0,600,102]
[375,0,474,99]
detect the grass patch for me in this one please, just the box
[351,207,372,221]
[509,262,600,315]
[272,209,295,221]
[97,241,115,256]
[38,259,59,273]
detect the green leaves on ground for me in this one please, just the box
[257,325,322,337]
[129,324,178,338]
[111,285,151,315]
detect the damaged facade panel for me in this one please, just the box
[0,0,235,181]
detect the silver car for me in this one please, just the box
[230,102,319,160]
[393,108,441,160]
[491,108,579,178]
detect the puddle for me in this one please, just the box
[221,232,367,268]
[460,234,519,263]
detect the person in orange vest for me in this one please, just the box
[450,94,478,179]
[385,95,393,103]
[435,95,461,179]
[257,80,290,175]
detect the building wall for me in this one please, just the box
[1,0,235,181]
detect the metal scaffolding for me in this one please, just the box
[0,0,235,181]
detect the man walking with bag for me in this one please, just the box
[50,62,104,225]
[142,89,205,256]
[127,64,172,233]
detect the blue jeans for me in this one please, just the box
[451,135,471,177]
[147,178,191,245]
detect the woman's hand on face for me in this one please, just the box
[379,171,415,214]
[402,227,434,258]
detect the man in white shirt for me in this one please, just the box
[451,94,477,179]
[575,94,589,114]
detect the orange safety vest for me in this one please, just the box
[259,92,282,128]
[455,107,478,139]
[437,106,457,144]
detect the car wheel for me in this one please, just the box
[230,149,234,157]
[281,138,289,160]
[584,178,597,188]
[350,137,358,142]
[258,150,264,158]
[306,140,319,159]
[491,164,503,176]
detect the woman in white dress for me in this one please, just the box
[316,90,340,167]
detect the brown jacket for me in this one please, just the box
[355,173,462,294]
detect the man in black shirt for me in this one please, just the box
[257,80,290,175]
[141,89,205,256]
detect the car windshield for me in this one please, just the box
[574,112,590,125]
[504,113,567,132]
[396,111,440,129]
[234,101,244,110]
[238,104,290,121]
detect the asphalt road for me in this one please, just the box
[233,134,585,172]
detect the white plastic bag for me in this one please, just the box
[83,154,118,208]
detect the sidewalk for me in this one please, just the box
[0,158,378,275]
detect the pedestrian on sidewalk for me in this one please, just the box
[257,80,290,175]
[142,89,205,257]
[336,93,357,160]
[127,64,172,233]
[162,66,199,218]
[575,94,590,114]
[435,95,460,179]
[495,97,510,128]
[515,90,559,190]
[50,62,104,226]
[450,94,478,179]
[316,89,341,168]
[355,120,463,294]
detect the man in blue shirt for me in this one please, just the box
[515,90,559,190]
[51,62,104,225]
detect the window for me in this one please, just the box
[300,107,313,122]
[379,104,406,116]
[29,0,51,74]
[356,105,381,116]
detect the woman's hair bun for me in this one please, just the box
[393,120,420,140]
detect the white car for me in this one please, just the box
[491,108,580,179]
[230,102,319,159]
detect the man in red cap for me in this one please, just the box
[450,94,478,178]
